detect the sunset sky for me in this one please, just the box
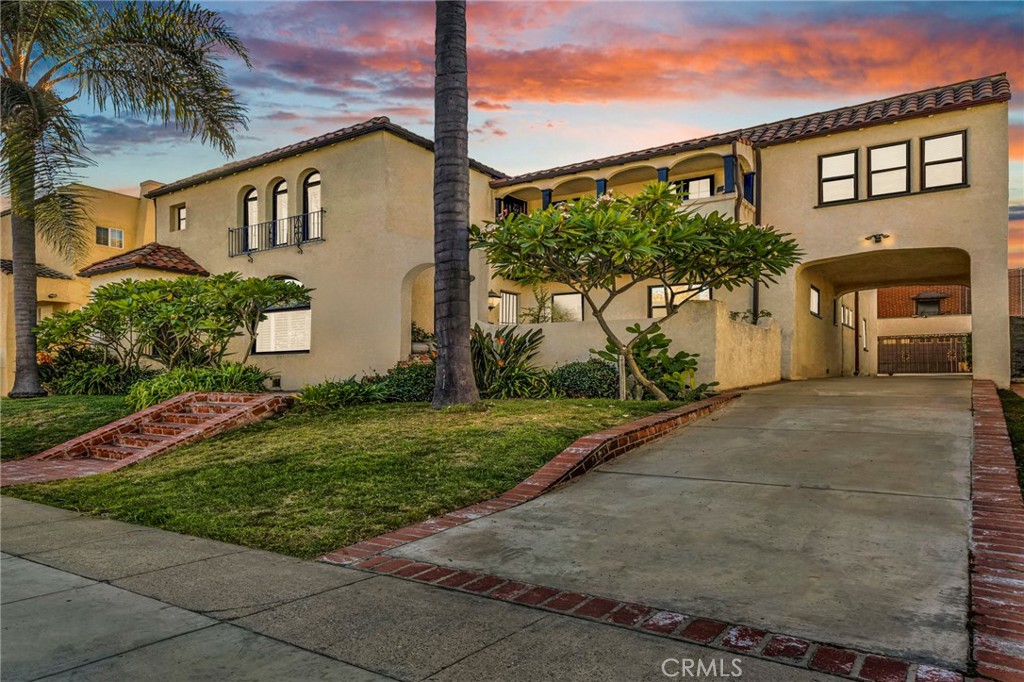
[67,0,1024,264]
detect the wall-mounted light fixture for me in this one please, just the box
[487,290,501,310]
[47,293,58,299]
[864,233,890,244]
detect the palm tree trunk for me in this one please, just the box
[431,0,479,408]
[9,151,45,397]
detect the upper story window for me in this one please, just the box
[243,188,259,227]
[841,304,854,328]
[95,226,124,248]
[302,172,322,241]
[809,285,821,317]
[272,180,289,245]
[819,150,858,204]
[648,284,711,318]
[675,175,714,200]
[922,131,966,190]
[173,205,186,231]
[868,141,910,197]
[551,292,584,322]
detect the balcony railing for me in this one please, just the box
[228,209,324,257]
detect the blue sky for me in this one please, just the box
[62,1,1024,262]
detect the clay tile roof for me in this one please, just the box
[492,73,1010,188]
[147,117,507,198]
[0,259,73,280]
[77,243,208,278]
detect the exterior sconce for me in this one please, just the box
[487,290,501,310]
[864,233,890,244]
[47,293,58,299]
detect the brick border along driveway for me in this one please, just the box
[322,381,1024,682]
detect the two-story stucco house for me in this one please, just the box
[1,73,1011,394]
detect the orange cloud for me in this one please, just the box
[1011,124,1024,161]
[1010,219,1024,268]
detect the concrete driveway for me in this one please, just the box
[392,377,973,669]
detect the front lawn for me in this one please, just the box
[5,399,681,558]
[1,396,133,461]
[998,389,1024,490]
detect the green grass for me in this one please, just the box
[997,389,1024,491]
[5,399,682,558]
[1,396,133,461]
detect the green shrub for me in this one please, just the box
[550,360,619,399]
[470,324,552,399]
[377,363,435,402]
[49,362,156,396]
[295,378,387,411]
[593,324,717,401]
[126,363,272,410]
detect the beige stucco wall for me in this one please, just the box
[486,299,780,391]
[151,130,494,388]
[759,101,1010,386]
[0,185,151,394]
[877,314,972,337]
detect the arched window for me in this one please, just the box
[243,188,260,251]
[302,171,322,240]
[272,180,289,245]
[253,276,311,354]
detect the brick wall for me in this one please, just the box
[876,285,971,318]
[1011,267,1024,317]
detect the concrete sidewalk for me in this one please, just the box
[0,497,843,681]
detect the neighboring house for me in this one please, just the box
[0,184,158,394]
[0,74,1012,392]
[873,285,973,375]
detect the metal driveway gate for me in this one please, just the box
[877,334,971,374]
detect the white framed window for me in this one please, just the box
[499,291,519,325]
[243,188,262,251]
[922,131,966,189]
[302,171,322,240]
[95,226,124,248]
[868,141,910,197]
[840,304,854,328]
[648,284,710,318]
[174,205,187,231]
[861,319,868,351]
[254,277,310,354]
[272,180,289,245]
[819,150,857,204]
[810,286,821,317]
[551,292,584,322]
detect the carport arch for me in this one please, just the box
[789,247,985,381]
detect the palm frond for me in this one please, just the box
[70,0,251,156]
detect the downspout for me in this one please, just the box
[854,291,861,376]
[751,145,762,322]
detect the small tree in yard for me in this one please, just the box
[470,182,803,400]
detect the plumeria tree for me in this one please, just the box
[470,182,803,400]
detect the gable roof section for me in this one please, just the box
[0,259,73,280]
[492,73,1011,188]
[77,243,209,277]
[146,117,507,198]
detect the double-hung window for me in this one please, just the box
[819,150,858,204]
[868,141,910,197]
[921,131,966,189]
[648,284,710,318]
[95,226,124,248]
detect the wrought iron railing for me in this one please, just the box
[228,209,324,257]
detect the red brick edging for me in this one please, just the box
[969,381,1024,682]
[320,392,739,565]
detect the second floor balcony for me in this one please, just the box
[229,209,324,258]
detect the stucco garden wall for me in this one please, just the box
[487,299,781,391]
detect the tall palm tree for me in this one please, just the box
[1,0,250,397]
[431,0,478,408]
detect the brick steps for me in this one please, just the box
[1,391,293,486]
